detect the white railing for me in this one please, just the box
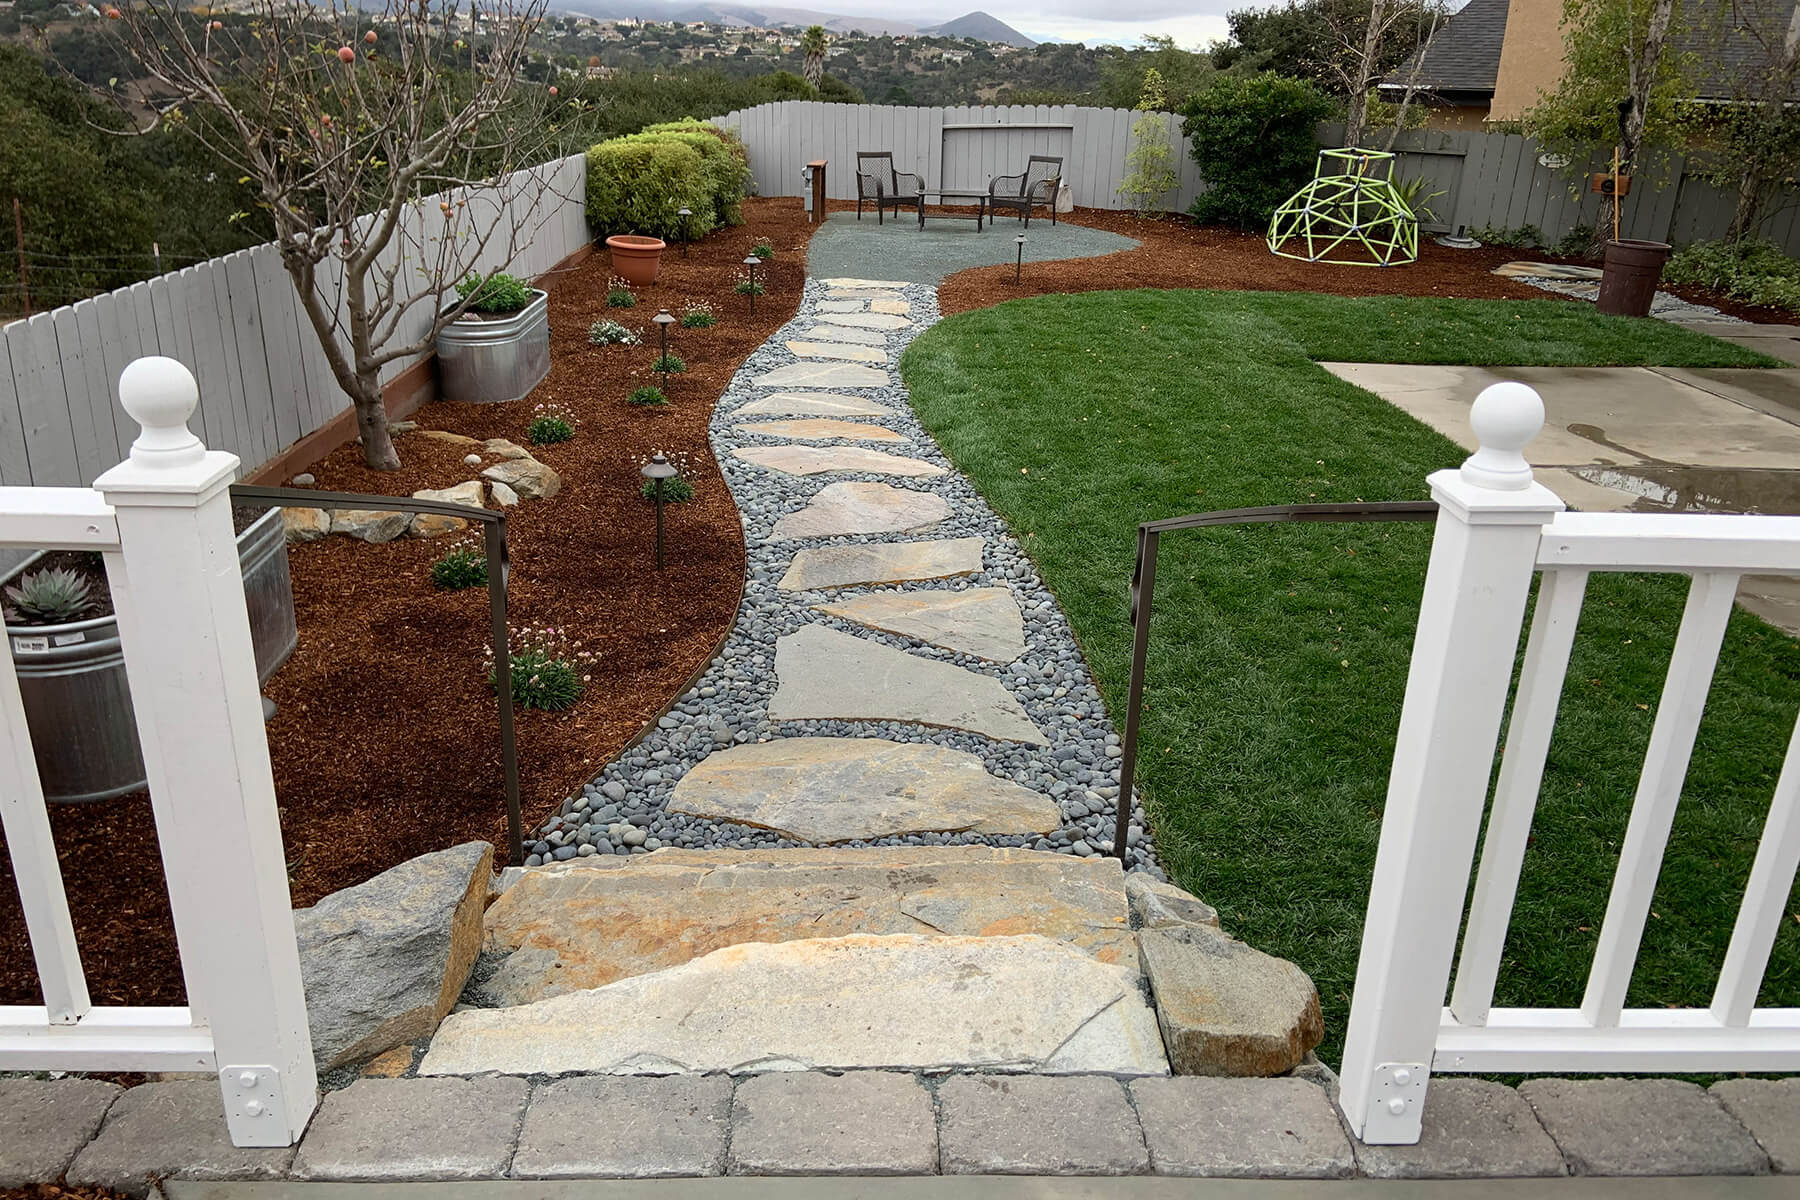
[0,358,315,1147]
[1338,381,1800,1145]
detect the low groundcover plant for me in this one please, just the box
[527,402,577,445]
[484,623,596,711]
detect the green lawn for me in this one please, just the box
[900,290,1800,1064]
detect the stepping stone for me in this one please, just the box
[778,536,984,589]
[738,418,905,444]
[803,325,887,346]
[768,625,1047,745]
[753,362,890,389]
[786,340,887,363]
[818,300,866,313]
[813,312,911,332]
[419,933,1168,1077]
[667,737,1060,843]
[821,277,908,289]
[1493,260,1604,281]
[772,483,948,540]
[733,445,944,478]
[817,586,1026,662]
[477,847,1137,1005]
[826,290,900,301]
[870,299,911,316]
[736,392,889,417]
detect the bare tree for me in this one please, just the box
[107,0,584,468]
[1376,0,1449,150]
[1700,0,1800,239]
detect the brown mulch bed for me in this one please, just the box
[0,197,817,1010]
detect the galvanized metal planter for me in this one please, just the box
[5,508,297,803]
[436,288,551,405]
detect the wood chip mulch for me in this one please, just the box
[0,198,818,1009]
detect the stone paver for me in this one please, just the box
[768,624,1047,745]
[290,1076,529,1181]
[734,445,946,478]
[728,1072,937,1176]
[777,537,985,589]
[667,736,1060,842]
[512,1075,732,1178]
[1714,1079,1800,1173]
[66,1080,297,1196]
[1130,1077,1355,1179]
[752,361,891,389]
[1519,1078,1770,1176]
[1354,1079,1566,1179]
[786,340,887,363]
[871,298,911,315]
[736,391,890,417]
[736,417,906,443]
[801,324,888,345]
[816,585,1026,661]
[811,312,912,331]
[938,1074,1149,1176]
[820,277,909,289]
[1137,924,1323,1077]
[772,482,950,540]
[826,289,902,300]
[0,1078,122,1187]
[421,933,1168,1076]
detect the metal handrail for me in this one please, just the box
[1115,500,1441,862]
[229,484,524,867]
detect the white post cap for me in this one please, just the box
[119,356,205,470]
[1460,381,1543,491]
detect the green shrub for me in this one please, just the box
[1470,224,1543,249]
[751,239,774,259]
[1664,239,1800,310]
[607,278,637,308]
[1553,224,1597,258]
[651,352,686,374]
[527,402,577,445]
[585,137,715,241]
[455,271,533,314]
[634,120,751,227]
[1182,73,1332,230]
[629,385,671,406]
[430,538,488,591]
[733,271,765,296]
[485,623,595,712]
[640,476,695,503]
[680,301,717,328]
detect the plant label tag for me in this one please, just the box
[11,636,49,654]
[52,633,84,647]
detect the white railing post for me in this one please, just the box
[93,357,316,1147]
[1337,382,1564,1144]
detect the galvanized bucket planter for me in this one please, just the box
[436,288,551,405]
[4,507,298,803]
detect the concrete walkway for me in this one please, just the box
[805,210,1137,284]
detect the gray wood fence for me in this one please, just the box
[0,153,589,488]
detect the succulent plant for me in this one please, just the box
[5,566,97,626]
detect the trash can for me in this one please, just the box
[1597,239,1672,318]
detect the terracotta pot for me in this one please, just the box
[606,234,667,287]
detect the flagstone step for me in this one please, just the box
[733,445,945,478]
[667,737,1061,843]
[478,847,1137,1008]
[737,418,906,444]
[419,933,1168,1077]
[818,299,867,313]
[870,299,911,316]
[826,290,903,301]
[821,277,909,289]
[812,312,912,332]
[801,325,888,346]
[768,625,1047,746]
[735,392,890,417]
[753,362,892,389]
[777,537,984,589]
[787,340,888,363]
[816,586,1026,662]
[771,482,949,540]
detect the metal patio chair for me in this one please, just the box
[855,151,924,225]
[989,155,1062,227]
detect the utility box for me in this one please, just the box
[802,159,827,222]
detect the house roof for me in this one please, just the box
[1382,0,1510,96]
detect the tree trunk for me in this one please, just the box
[352,372,400,470]
[1620,0,1677,174]
[1728,166,1765,243]
[1344,0,1391,148]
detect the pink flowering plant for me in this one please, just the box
[526,402,577,446]
[483,623,596,711]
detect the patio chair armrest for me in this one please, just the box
[893,171,923,194]
[990,173,1025,197]
[1027,176,1061,202]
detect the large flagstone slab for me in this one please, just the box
[870,299,911,316]
[733,445,945,477]
[786,340,887,363]
[737,418,905,444]
[821,278,909,289]
[816,586,1026,662]
[771,482,948,540]
[826,290,901,301]
[802,325,887,346]
[666,737,1059,843]
[475,847,1137,1005]
[768,625,1047,745]
[812,312,911,332]
[419,933,1168,1076]
[752,362,891,389]
[735,392,889,417]
[778,537,983,588]
[818,300,866,313]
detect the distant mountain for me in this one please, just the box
[919,10,1035,46]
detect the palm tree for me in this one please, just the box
[801,25,827,88]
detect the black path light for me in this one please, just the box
[1014,234,1027,284]
[742,254,761,314]
[641,451,678,569]
[677,207,693,257]
[652,308,676,363]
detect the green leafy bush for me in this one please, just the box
[1553,225,1597,258]
[585,137,715,241]
[430,538,489,591]
[651,352,686,375]
[1182,73,1332,229]
[641,476,695,503]
[680,301,717,328]
[455,271,533,314]
[1469,224,1543,249]
[485,623,595,712]
[751,239,774,260]
[635,119,751,227]
[629,385,671,406]
[606,278,637,308]
[527,402,577,445]
[1664,239,1800,310]
[733,270,765,296]
[588,318,639,345]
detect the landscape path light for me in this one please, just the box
[677,207,693,257]
[652,308,676,372]
[743,254,761,314]
[1015,234,1026,284]
[641,451,678,569]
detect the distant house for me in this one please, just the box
[942,48,970,64]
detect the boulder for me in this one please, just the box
[389,420,419,433]
[294,841,493,1070]
[415,430,481,447]
[482,457,561,500]
[409,481,483,538]
[488,480,520,507]
[1126,875,1220,931]
[330,509,411,543]
[483,438,533,460]
[1137,924,1323,1077]
[281,507,331,543]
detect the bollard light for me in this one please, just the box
[652,308,676,362]
[677,207,693,257]
[1015,234,1027,284]
[640,451,678,569]
[743,254,760,314]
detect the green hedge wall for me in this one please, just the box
[585,120,749,241]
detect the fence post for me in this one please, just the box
[93,357,317,1147]
[1336,382,1563,1145]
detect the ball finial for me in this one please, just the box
[118,357,204,469]
[1461,380,1543,490]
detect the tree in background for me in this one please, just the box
[1097,35,1214,108]
[1183,72,1333,227]
[111,0,588,470]
[1215,0,1437,110]
[801,24,827,87]
[1692,0,1800,239]
[1117,68,1179,214]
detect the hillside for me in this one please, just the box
[920,11,1035,46]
